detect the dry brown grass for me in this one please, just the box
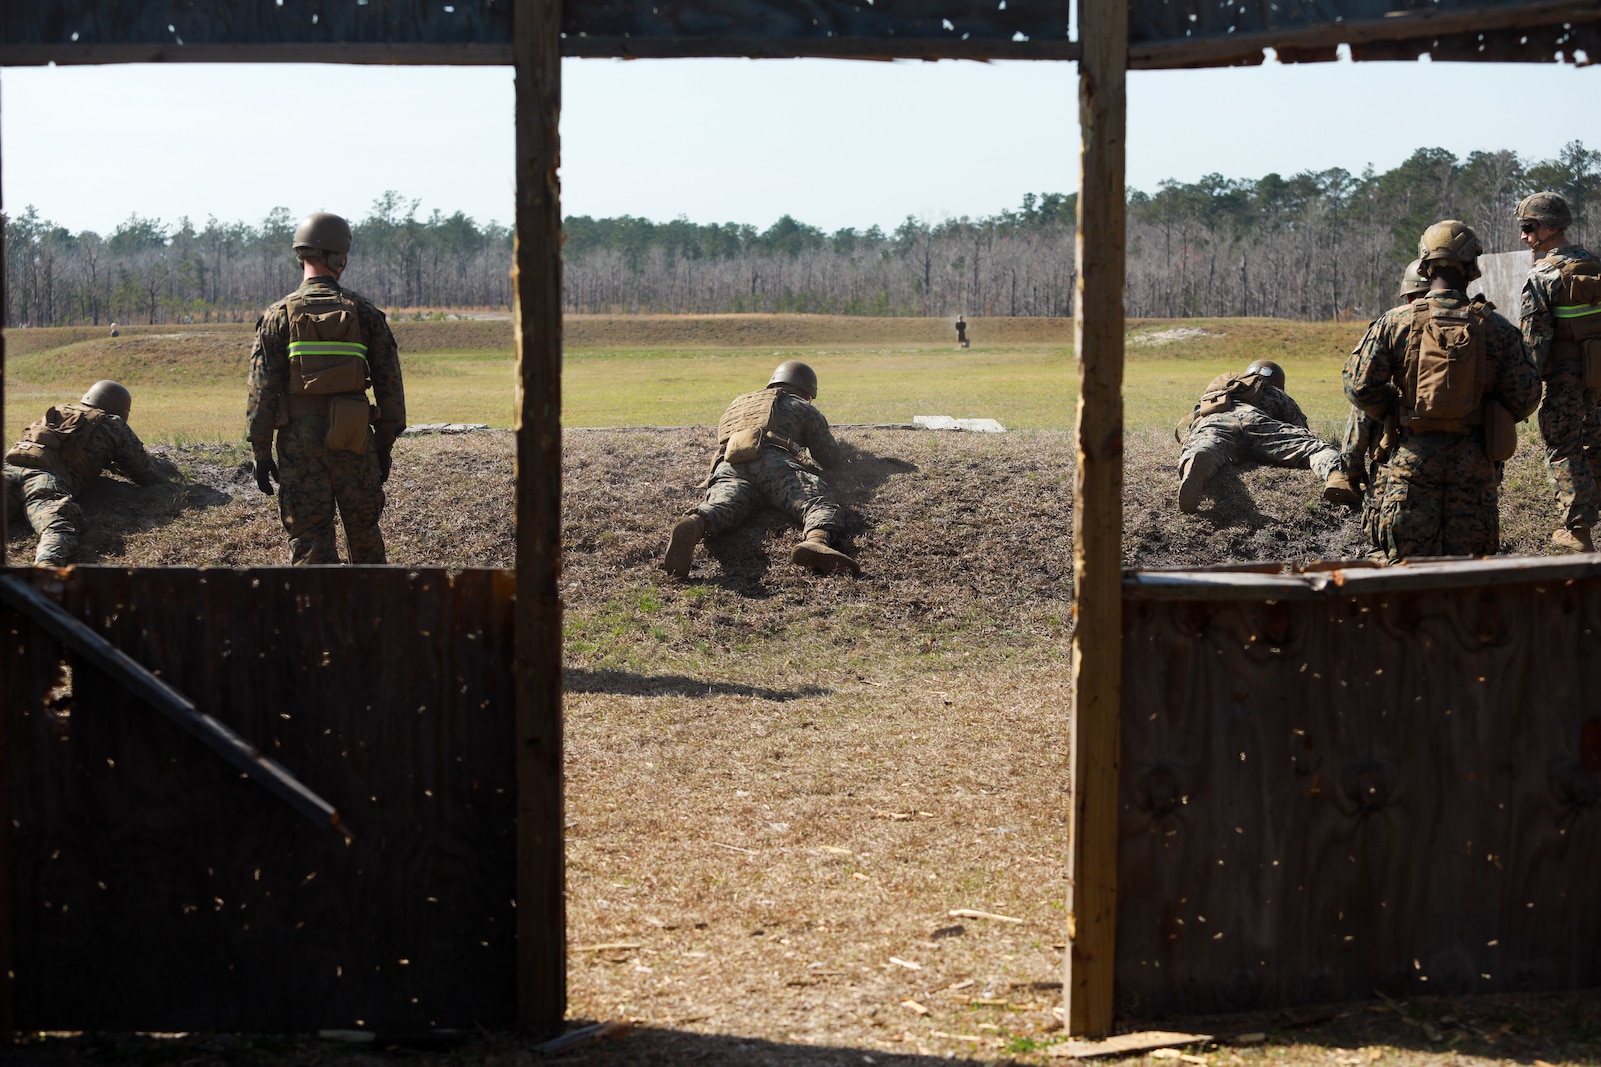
[6,426,1599,1066]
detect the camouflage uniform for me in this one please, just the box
[1345,292,1540,562]
[4,402,165,565]
[246,276,405,564]
[1522,243,1601,532]
[1179,372,1343,481]
[691,390,843,537]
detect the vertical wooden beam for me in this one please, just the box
[1065,0,1126,1040]
[0,83,13,1046]
[512,0,566,1037]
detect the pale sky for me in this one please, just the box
[1,56,1596,237]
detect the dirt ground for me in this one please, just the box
[5,427,1599,1066]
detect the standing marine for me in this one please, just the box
[1341,259,1432,548]
[662,360,859,578]
[246,212,406,564]
[1344,220,1540,563]
[1177,359,1358,514]
[4,381,172,565]
[1516,191,1601,552]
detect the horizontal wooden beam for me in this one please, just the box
[1124,555,1601,602]
[1,0,1075,64]
[1130,0,1601,68]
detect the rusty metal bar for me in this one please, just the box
[0,574,351,840]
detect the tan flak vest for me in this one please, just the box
[1554,258,1601,344]
[280,281,374,451]
[715,389,780,461]
[1399,297,1493,433]
[5,403,110,481]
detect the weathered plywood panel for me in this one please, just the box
[1118,573,1601,1016]
[2,567,525,1033]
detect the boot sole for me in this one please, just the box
[662,520,702,577]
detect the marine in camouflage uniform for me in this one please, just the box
[1515,191,1601,551]
[1341,259,1433,550]
[662,361,859,578]
[1177,358,1357,514]
[246,212,405,565]
[1345,221,1540,564]
[4,381,170,565]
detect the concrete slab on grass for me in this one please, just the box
[913,415,1006,433]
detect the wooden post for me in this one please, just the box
[512,0,566,1037]
[1065,0,1126,1040]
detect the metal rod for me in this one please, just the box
[0,574,352,840]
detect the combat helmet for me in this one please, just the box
[1515,191,1572,232]
[1246,359,1286,393]
[1417,220,1483,283]
[80,380,132,420]
[292,212,353,270]
[767,360,819,400]
[1399,258,1429,299]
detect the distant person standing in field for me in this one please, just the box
[1344,220,1539,563]
[109,322,119,337]
[1516,191,1601,552]
[1341,259,1432,547]
[662,360,859,578]
[246,212,406,564]
[1176,358,1359,514]
[955,315,970,348]
[4,380,173,565]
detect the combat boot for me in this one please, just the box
[791,529,860,576]
[661,514,705,578]
[1177,453,1221,514]
[1552,525,1595,553]
[1322,469,1360,508]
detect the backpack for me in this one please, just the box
[1402,298,1489,432]
[5,403,108,478]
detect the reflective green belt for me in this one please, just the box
[1555,303,1601,321]
[288,340,368,359]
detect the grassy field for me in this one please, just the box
[1,316,1366,442]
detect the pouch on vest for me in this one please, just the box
[1482,399,1518,462]
[325,397,372,453]
[286,287,369,397]
[724,426,765,464]
[1404,299,1487,431]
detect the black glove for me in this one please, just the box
[253,449,279,496]
[378,449,392,483]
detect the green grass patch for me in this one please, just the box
[4,317,1368,443]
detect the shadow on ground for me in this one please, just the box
[566,667,832,702]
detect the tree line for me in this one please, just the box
[5,141,1595,328]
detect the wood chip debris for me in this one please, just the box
[711,842,756,854]
[572,942,643,952]
[901,999,930,1015]
[819,845,853,854]
[948,908,1024,924]
[1151,1050,1210,1065]
[888,956,923,970]
[1046,1030,1214,1059]
[532,1020,632,1055]
[930,1030,987,1042]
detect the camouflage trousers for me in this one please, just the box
[1537,360,1601,531]
[1180,407,1342,480]
[693,447,842,537]
[3,463,82,565]
[274,417,387,565]
[1371,430,1499,564]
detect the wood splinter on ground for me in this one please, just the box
[948,907,1024,923]
[571,941,643,952]
[1046,1030,1214,1059]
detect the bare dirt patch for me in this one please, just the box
[5,427,1594,1065]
